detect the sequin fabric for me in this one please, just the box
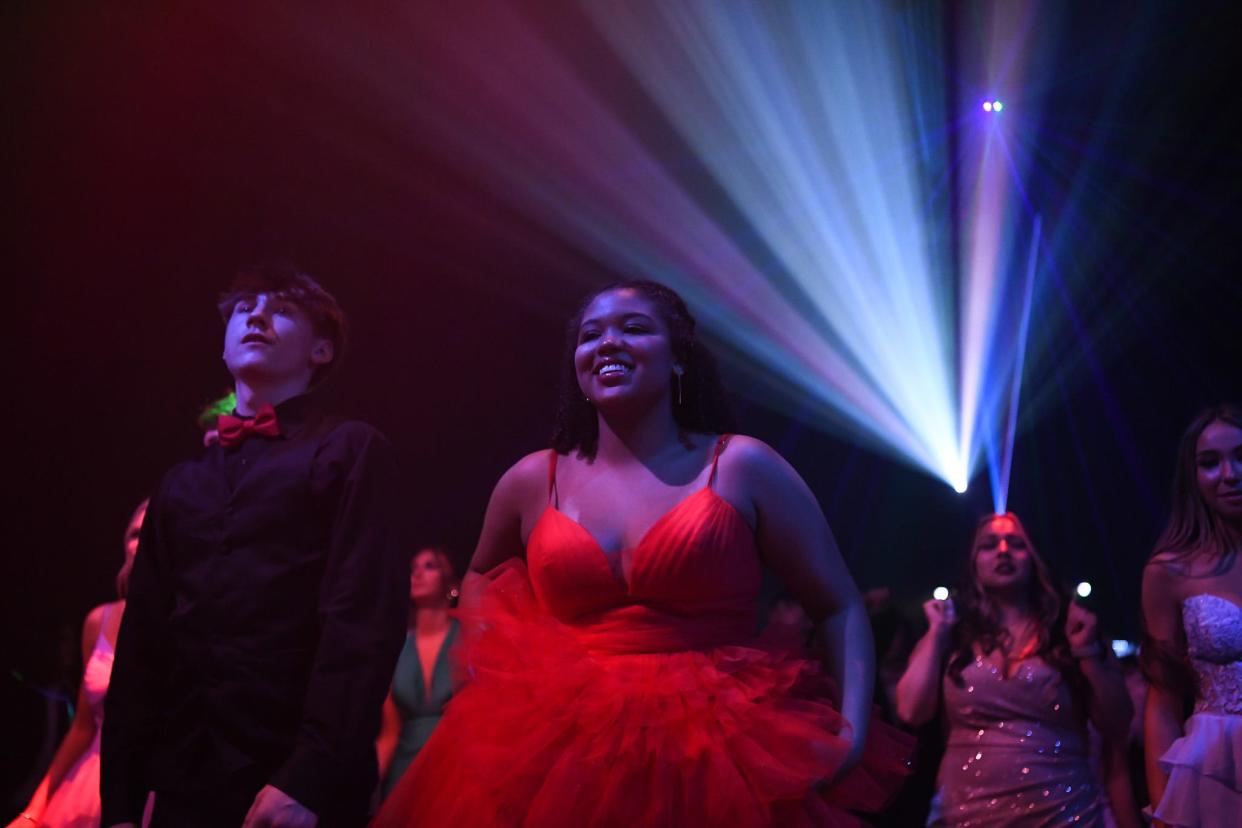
[1182,594,1242,715]
[932,656,1104,826]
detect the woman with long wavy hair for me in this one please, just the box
[1141,404,1242,826]
[375,280,911,826]
[896,512,1135,826]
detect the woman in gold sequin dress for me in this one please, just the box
[896,513,1137,826]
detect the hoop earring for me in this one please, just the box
[448,587,460,602]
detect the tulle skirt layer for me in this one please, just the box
[1153,712,1242,827]
[374,562,911,827]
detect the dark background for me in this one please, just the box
[3,0,1239,809]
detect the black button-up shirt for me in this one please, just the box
[101,395,408,824]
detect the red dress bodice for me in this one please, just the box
[528,446,762,653]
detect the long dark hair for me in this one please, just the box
[947,513,1080,695]
[1151,403,1242,567]
[1141,403,1242,694]
[550,280,736,458]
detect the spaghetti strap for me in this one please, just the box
[546,450,559,507]
[707,434,731,489]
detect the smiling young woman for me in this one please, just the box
[374,280,912,827]
[1141,404,1242,827]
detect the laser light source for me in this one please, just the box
[932,586,950,601]
[1075,581,1092,598]
[372,2,1045,499]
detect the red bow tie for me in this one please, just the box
[217,404,282,448]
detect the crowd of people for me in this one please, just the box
[6,262,1240,827]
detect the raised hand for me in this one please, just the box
[923,596,958,639]
[1065,601,1100,651]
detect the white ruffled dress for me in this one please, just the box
[1152,594,1242,827]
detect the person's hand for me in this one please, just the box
[241,785,317,828]
[1065,601,1100,651]
[814,719,866,792]
[922,597,957,640]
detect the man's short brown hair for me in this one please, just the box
[217,261,347,385]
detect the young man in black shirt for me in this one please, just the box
[102,263,408,828]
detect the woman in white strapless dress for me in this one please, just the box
[8,501,147,828]
[1141,404,1242,827]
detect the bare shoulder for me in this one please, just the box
[497,449,554,492]
[81,603,109,653]
[1143,554,1185,591]
[1141,555,1185,616]
[83,603,107,634]
[717,434,804,490]
[718,434,788,475]
[713,436,814,529]
[471,449,555,571]
[488,448,555,514]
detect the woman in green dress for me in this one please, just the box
[376,547,461,800]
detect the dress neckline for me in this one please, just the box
[537,487,748,593]
[1182,593,1242,614]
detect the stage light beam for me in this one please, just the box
[311,2,1050,497]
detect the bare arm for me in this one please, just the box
[1100,735,1143,828]
[1140,561,1186,817]
[460,451,547,612]
[1066,602,1134,742]
[375,692,402,782]
[11,606,108,827]
[729,437,872,774]
[1080,654,1134,742]
[1145,682,1183,824]
[895,599,956,727]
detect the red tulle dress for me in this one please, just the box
[374,439,912,827]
